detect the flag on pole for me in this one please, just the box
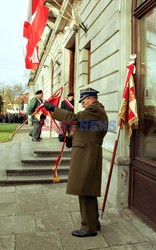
[118,64,138,137]
[23,0,49,70]
[101,57,138,217]
[35,85,65,114]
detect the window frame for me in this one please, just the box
[131,0,156,165]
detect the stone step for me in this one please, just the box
[0,143,6,158]
[0,143,13,179]
[6,166,69,176]
[33,150,71,158]
[7,142,21,169]
[0,174,68,185]
[21,157,71,166]
[21,141,33,159]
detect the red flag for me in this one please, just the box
[46,86,64,106]
[35,85,65,115]
[23,0,49,70]
[35,104,49,116]
[118,64,138,137]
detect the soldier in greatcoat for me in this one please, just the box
[44,88,108,237]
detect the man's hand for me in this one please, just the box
[44,102,56,112]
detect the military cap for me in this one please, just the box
[67,92,74,97]
[35,90,43,95]
[79,87,99,103]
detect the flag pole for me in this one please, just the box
[53,0,77,23]
[50,0,87,32]
[8,112,34,141]
[101,54,137,217]
[101,119,122,218]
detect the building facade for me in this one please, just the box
[27,0,156,230]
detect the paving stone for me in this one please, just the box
[105,207,121,217]
[105,207,126,223]
[0,181,155,250]
[0,235,15,250]
[0,215,35,234]
[99,211,114,225]
[59,228,108,250]
[133,241,155,250]
[101,220,145,246]
[95,245,136,250]
[71,211,113,230]
[0,193,16,203]
[130,219,156,241]
[43,186,79,212]
[151,240,156,249]
[48,197,79,212]
[16,184,43,192]
[15,190,50,215]
[70,212,81,228]
[16,232,62,250]
[0,203,16,216]
[58,228,84,250]
[42,183,68,201]
[42,183,68,198]
[0,187,15,193]
[120,208,140,221]
[35,212,74,231]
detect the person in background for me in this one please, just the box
[60,92,74,136]
[44,87,108,237]
[27,90,46,142]
[61,92,74,111]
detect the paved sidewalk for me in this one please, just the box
[0,183,156,250]
[0,125,155,250]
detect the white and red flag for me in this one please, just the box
[23,0,49,70]
[118,64,138,137]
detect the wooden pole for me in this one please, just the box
[101,120,122,218]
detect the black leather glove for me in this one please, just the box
[66,136,72,148]
[44,102,56,112]
[58,134,64,142]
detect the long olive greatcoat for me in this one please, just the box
[27,97,46,122]
[53,101,108,197]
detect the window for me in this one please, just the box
[138,8,156,160]
[134,0,156,161]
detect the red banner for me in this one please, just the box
[118,64,138,137]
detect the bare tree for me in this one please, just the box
[3,82,28,110]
